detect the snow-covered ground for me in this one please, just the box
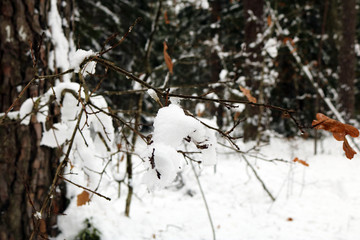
[56,135,360,240]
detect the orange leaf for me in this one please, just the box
[164,11,170,24]
[312,113,359,159]
[293,157,309,167]
[163,41,173,74]
[77,190,90,206]
[239,86,257,103]
[267,15,272,26]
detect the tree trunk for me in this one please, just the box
[243,0,264,141]
[338,0,356,120]
[0,0,73,239]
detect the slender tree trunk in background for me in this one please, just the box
[243,0,264,142]
[0,1,73,239]
[209,0,224,130]
[338,0,356,121]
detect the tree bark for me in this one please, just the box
[338,0,356,120]
[0,0,73,239]
[243,0,264,141]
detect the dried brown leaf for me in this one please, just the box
[239,86,257,103]
[293,157,309,167]
[77,190,90,206]
[312,113,359,159]
[163,41,173,74]
[267,15,272,26]
[312,113,359,141]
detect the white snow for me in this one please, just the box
[5,25,12,42]
[34,211,42,220]
[195,103,205,116]
[19,98,36,125]
[18,25,27,41]
[264,38,278,58]
[14,81,115,206]
[141,104,217,189]
[219,69,228,81]
[69,49,97,76]
[54,135,360,240]
[147,89,159,102]
[48,0,74,82]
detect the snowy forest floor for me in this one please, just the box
[56,135,360,240]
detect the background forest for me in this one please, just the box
[1,0,360,239]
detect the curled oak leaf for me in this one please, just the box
[312,113,359,159]
[293,157,309,167]
[312,113,359,140]
[239,86,257,103]
[163,41,173,74]
[343,138,357,160]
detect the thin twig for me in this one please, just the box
[242,155,275,201]
[59,175,111,201]
[188,156,216,240]
[99,17,142,56]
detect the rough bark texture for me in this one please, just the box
[0,0,73,239]
[243,0,264,141]
[338,0,356,120]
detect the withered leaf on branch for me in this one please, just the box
[163,41,173,74]
[312,113,359,159]
[239,86,257,103]
[312,113,359,140]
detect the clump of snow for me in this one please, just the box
[195,103,205,116]
[33,211,42,220]
[142,104,217,190]
[169,97,181,105]
[19,98,36,125]
[142,143,182,190]
[264,38,278,58]
[147,89,159,102]
[70,49,97,76]
[219,69,228,81]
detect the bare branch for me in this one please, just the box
[59,175,111,201]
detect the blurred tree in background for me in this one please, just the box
[75,0,358,137]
